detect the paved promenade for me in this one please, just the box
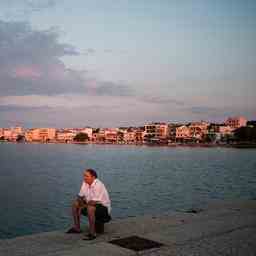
[0,200,256,256]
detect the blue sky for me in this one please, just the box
[0,0,255,127]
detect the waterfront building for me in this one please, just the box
[144,123,168,142]
[188,121,209,142]
[135,129,144,143]
[123,130,136,144]
[25,128,56,142]
[12,126,25,141]
[12,126,24,134]
[3,129,12,139]
[24,129,34,142]
[104,128,118,143]
[2,127,24,141]
[158,123,169,139]
[188,121,209,132]
[217,125,234,142]
[56,130,76,142]
[167,123,183,142]
[225,116,247,130]
[175,125,191,142]
[218,125,233,135]
[190,127,203,141]
[207,123,233,143]
[91,129,105,143]
[3,129,12,140]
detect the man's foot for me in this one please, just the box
[82,233,97,240]
[66,227,82,234]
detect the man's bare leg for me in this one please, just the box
[71,200,82,231]
[87,205,96,235]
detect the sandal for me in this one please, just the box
[83,233,97,240]
[66,227,82,234]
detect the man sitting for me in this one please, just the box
[66,169,111,240]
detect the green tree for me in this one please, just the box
[203,133,216,143]
[93,128,100,133]
[16,135,25,142]
[234,127,256,142]
[117,131,124,142]
[73,132,89,142]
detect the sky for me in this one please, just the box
[0,0,255,128]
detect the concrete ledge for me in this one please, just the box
[1,200,256,256]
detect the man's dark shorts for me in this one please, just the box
[81,204,111,223]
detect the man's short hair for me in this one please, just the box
[85,169,98,178]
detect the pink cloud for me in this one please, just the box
[13,66,42,79]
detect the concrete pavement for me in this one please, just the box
[0,200,255,256]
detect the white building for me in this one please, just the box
[56,130,76,142]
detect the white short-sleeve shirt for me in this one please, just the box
[78,179,111,213]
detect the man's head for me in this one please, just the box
[83,169,98,185]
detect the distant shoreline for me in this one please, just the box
[1,140,256,148]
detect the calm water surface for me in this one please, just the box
[0,143,256,239]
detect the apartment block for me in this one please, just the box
[144,123,168,140]
[56,130,76,142]
[25,128,56,142]
[225,116,247,129]
[1,127,24,141]
[123,130,136,143]
[104,128,118,143]
[175,125,191,141]
[188,121,209,141]
[168,123,183,142]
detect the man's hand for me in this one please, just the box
[77,195,86,207]
[87,200,98,206]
